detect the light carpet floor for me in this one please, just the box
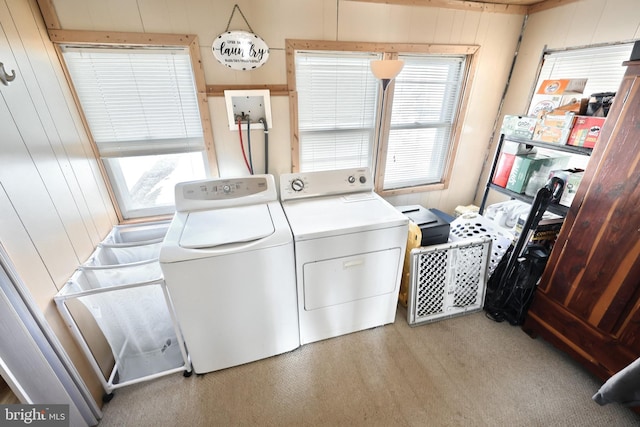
[97,307,640,426]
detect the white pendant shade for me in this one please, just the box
[370,59,404,80]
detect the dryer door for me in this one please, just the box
[303,248,401,310]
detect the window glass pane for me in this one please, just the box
[383,55,465,190]
[104,152,206,218]
[295,51,380,171]
[62,45,208,218]
[62,46,204,155]
[536,43,634,96]
[386,127,450,188]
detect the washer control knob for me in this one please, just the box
[359,175,367,184]
[291,178,305,192]
[222,184,232,193]
[348,175,356,184]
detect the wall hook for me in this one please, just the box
[0,62,16,86]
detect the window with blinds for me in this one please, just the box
[295,51,380,171]
[61,45,207,218]
[383,54,466,190]
[535,43,634,98]
[293,48,470,193]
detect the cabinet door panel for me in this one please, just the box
[619,304,640,355]
[536,72,636,296]
[540,73,640,334]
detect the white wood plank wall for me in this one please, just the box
[0,0,116,404]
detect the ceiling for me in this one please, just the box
[480,0,546,4]
[347,0,580,14]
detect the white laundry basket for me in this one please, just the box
[54,256,191,401]
[88,242,162,266]
[100,220,170,247]
[449,213,514,277]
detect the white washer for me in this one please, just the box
[280,168,409,345]
[160,175,299,374]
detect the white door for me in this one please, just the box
[0,247,100,426]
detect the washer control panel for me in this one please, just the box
[174,175,277,212]
[182,177,267,200]
[280,167,373,201]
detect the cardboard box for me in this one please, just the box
[533,111,576,144]
[536,79,587,95]
[454,205,479,217]
[567,116,606,148]
[528,78,587,116]
[492,152,516,188]
[514,213,564,246]
[506,153,569,194]
[528,94,587,116]
[559,171,584,207]
[501,115,537,139]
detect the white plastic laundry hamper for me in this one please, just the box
[54,252,191,401]
[100,220,170,247]
[449,213,514,278]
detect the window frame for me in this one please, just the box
[530,42,635,108]
[50,30,218,222]
[286,39,478,196]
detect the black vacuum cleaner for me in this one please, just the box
[484,176,564,325]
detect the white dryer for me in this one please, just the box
[159,175,299,374]
[280,168,408,345]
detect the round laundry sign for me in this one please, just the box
[212,30,269,70]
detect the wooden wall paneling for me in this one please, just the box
[526,0,581,14]
[41,302,107,407]
[188,37,219,177]
[0,177,59,312]
[51,0,144,33]
[7,0,105,257]
[344,0,529,15]
[34,0,59,29]
[0,5,81,287]
[432,8,460,44]
[589,0,640,45]
[29,0,118,244]
[404,4,440,41]
[0,180,104,407]
[47,29,197,46]
[206,84,289,97]
[135,0,191,34]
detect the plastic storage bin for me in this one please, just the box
[54,256,191,400]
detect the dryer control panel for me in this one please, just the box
[280,167,373,201]
[174,175,277,212]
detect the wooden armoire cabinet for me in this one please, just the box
[522,60,640,382]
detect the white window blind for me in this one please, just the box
[383,54,465,190]
[295,51,380,171]
[536,43,634,97]
[61,46,204,157]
